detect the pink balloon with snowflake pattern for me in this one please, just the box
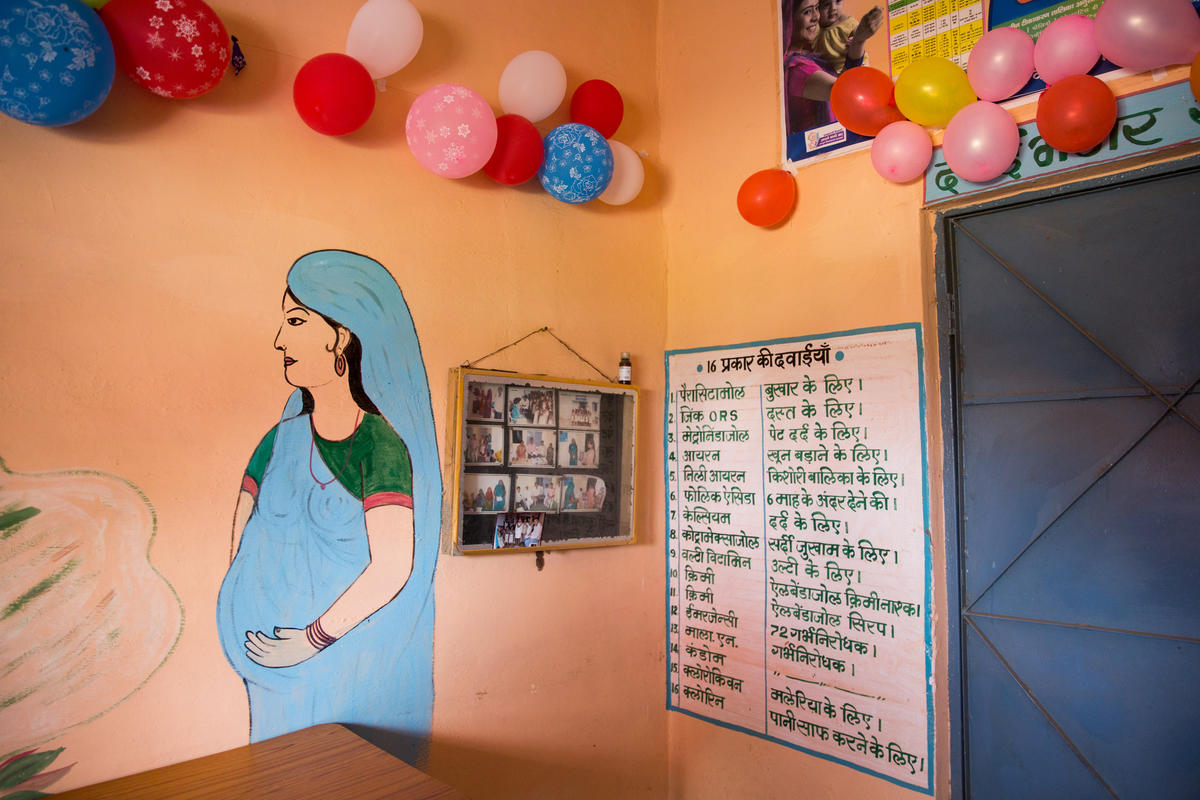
[101,0,229,99]
[405,83,498,179]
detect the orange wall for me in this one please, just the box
[6,1,1194,797]
[0,2,666,798]
[658,1,940,798]
[656,2,1196,799]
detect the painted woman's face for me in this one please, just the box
[273,292,341,389]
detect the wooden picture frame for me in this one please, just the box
[446,368,639,554]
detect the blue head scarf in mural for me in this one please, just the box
[217,250,440,764]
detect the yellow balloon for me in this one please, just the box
[894,57,976,128]
[81,0,111,7]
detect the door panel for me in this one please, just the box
[955,230,1138,401]
[956,173,1200,391]
[973,616,1200,800]
[973,404,1200,637]
[964,622,1112,800]
[946,162,1200,800]
[960,397,1158,605]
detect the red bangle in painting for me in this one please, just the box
[241,474,259,498]
[305,618,337,650]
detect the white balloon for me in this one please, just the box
[599,140,644,205]
[498,50,566,123]
[345,0,423,80]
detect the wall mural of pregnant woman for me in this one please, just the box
[216,250,441,764]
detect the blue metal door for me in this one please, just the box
[941,160,1200,799]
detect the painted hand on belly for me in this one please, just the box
[244,627,320,668]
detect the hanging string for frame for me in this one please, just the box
[462,326,616,383]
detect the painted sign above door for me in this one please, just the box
[925,79,1200,203]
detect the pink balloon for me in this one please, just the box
[1034,15,1101,85]
[942,101,1020,183]
[870,121,933,183]
[968,27,1035,101]
[1094,0,1200,72]
[405,83,498,179]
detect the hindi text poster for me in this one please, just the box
[665,325,932,794]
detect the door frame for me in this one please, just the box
[926,150,1200,800]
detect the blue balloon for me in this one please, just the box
[538,123,614,204]
[0,0,115,126]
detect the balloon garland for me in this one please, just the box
[288,4,647,203]
[17,0,1190,216]
[740,0,1200,225]
[0,0,648,205]
[395,46,644,203]
[0,0,1193,217]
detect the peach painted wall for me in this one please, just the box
[656,2,1197,799]
[0,2,666,798]
[657,5,942,797]
[7,0,1192,797]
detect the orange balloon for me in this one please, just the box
[736,169,796,227]
[831,67,906,136]
[1191,52,1200,103]
[1036,74,1117,154]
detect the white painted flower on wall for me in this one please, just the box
[0,457,184,753]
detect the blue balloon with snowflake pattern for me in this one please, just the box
[538,123,614,204]
[0,0,115,125]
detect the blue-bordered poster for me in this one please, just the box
[664,324,933,794]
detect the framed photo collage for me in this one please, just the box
[450,369,638,554]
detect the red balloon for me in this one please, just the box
[1035,74,1117,154]
[293,53,375,136]
[484,114,544,185]
[830,67,906,136]
[101,0,230,99]
[569,79,624,139]
[737,169,796,227]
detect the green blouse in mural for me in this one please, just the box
[243,413,412,507]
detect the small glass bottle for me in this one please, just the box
[618,352,632,384]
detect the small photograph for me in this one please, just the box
[508,427,556,468]
[465,381,506,422]
[513,474,562,513]
[558,391,601,430]
[463,424,504,466]
[561,475,606,512]
[507,386,557,427]
[462,473,509,514]
[493,513,545,549]
[558,430,600,468]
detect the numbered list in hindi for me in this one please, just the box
[665,326,932,793]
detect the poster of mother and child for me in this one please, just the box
[781,0,1129,164]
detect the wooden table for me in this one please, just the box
[54,723,467,799]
